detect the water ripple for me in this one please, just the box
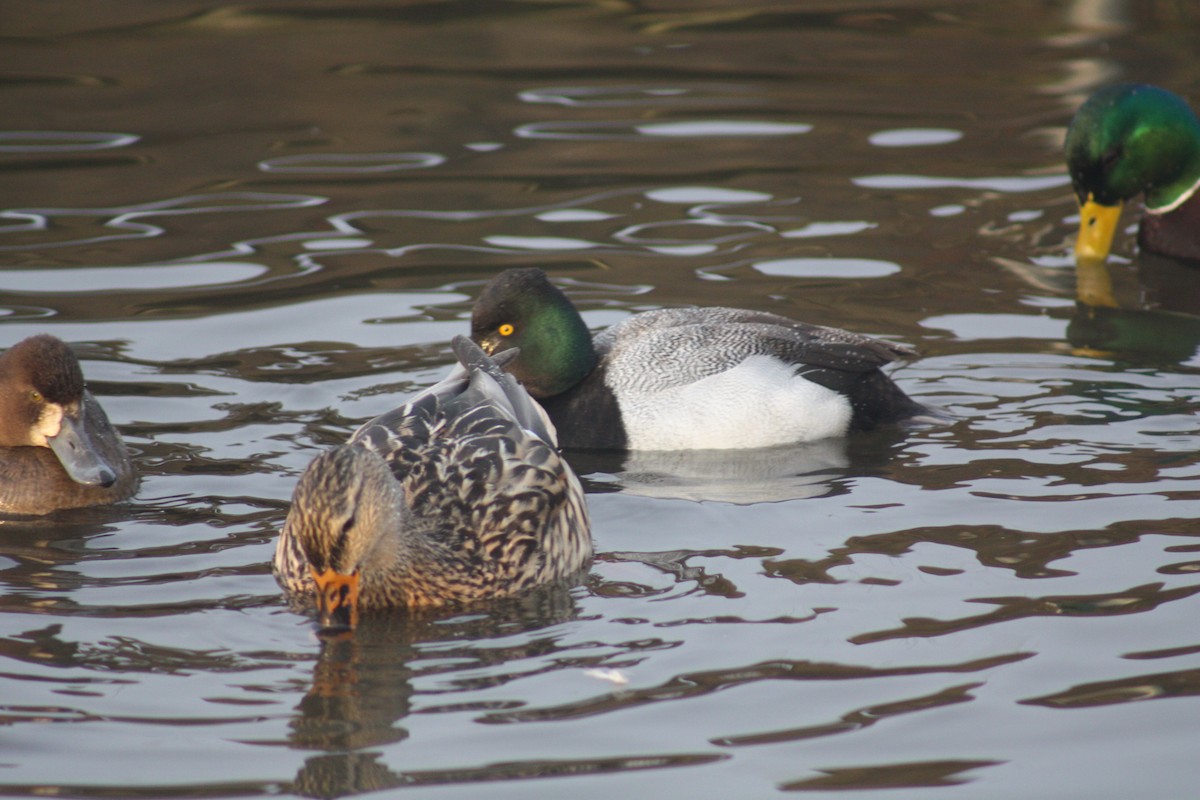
[754,258,901,279]
[515,119,812,141]
[258,152,445,174]
[0,192,326,252]
[869,128,963,147]
[519,84,757,108]
[645,187,772,204]
[483,235,602,251]
[0,263,269,294]
[855,174,1071,193]
[0,131,140,152]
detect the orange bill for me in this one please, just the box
[310,566,360,629]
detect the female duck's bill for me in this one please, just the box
[470,267,933,451]
[274,336,592,630]
[0,334,137,515]
[1066,84,1200,263]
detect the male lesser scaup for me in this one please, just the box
[470,268,929,450]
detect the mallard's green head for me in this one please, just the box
[470,268,596,398]
[1066,84,1200,209]
[1065,84,1200,261]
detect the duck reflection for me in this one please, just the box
[285,584,579,798]
[1067,255,1200,365]
[0,512,134,613]
[1136,252,1200,317]
[567,427,917,504]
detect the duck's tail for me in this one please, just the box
[449,335,560,447]
[846,370,950,432]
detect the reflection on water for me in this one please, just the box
[600,440,851,504]
[0,262,270,293]
[572,432,925,504]
[0,192,325,255]
[3,1,1200,799]
[259,152,446,174]
[515,119,814,140]
[0,131,141,152]
[1002,250,1200,366]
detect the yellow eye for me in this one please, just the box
[498,323,515,337]
[29,390,42,404]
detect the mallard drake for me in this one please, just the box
[0,334,136,515]
[1066,84,1200,262]
[274,335,592,629]
[470,268,928,451]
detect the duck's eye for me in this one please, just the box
[29,390,42,404]
[498,323,515,337]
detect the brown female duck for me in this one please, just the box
[274,336,592,629]
[0,334,136,515]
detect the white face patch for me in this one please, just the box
[32,402,64,447]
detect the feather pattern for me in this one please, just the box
[597,306,914,391]
[470,268,932,451]
[274,336,591,619]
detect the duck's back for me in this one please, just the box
[351,353,591,592]
[599,306,914,382]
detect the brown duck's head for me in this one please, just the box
[285,444,405,630]
[0,334,118,487]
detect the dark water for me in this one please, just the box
[4,1,1200,797]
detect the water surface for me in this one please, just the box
[4,2,1200,798]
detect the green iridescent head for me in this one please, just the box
[1066,83,1200,211]
[470,268,596,398]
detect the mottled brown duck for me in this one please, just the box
[274,336,592,628]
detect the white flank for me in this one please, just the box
[614,355,852,450]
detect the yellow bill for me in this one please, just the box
[1075,197,1124,262]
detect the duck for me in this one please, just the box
[0,334,136,515]
[1066,83,1200,263]
[273,335,592,629]
[469,268,929,451]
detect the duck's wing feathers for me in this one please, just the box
[599,307,916,394]
[348,337,588,585]
[350,338,556,465]
[446,336,559,447]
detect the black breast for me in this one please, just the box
[538,365,626,450]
